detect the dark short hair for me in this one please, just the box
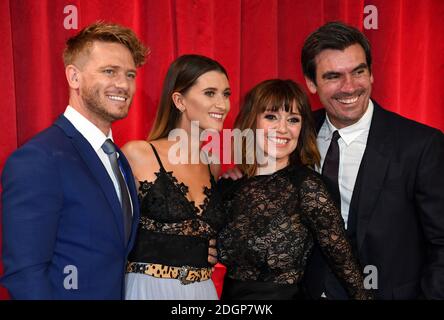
[63,21,149,67]
[149,54,228,140]
[301,21,372,84]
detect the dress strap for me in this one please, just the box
[201,151,216,185]
[207,164,216,185]
[149,143,166,171]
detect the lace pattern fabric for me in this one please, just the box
[217,164,371,299]
[128,143,226,267]
[137,169,224,238]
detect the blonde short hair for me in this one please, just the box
[63,21,149,67]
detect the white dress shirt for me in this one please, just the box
[316,100,374,228]
[64,105,127,205]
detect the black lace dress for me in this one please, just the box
[217,164,371,300]
[125,143,227,299]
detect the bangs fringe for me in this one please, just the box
[259,84,301,114]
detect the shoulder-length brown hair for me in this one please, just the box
[148,54,228,140]
[234,79,320,177]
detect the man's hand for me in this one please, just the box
[208,239,218,266]
[221,166,243,180]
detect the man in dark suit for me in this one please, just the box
[301,21,444,299]
[1,22,148,299]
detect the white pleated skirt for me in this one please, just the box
[124,272,219,300]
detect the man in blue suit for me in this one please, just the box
[1,22,148,299]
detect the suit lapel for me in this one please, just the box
[313,109,327,132]
[314,103,395,252]
[55,116,126,245]
[350,102,394,251]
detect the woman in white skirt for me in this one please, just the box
[122,54,231,299]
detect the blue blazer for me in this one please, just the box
[1,115,140,299]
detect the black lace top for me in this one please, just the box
[217,164,370,299]
[128,144,227,268]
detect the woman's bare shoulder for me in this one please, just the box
[121,140,160,180]
[122,140,151,160]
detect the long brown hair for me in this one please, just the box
[234,79,320,177]
[148,54,228,140]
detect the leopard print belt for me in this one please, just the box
[126,262,213,285]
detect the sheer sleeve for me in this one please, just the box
[296,170,373,300]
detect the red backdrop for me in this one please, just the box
[1,0,443,300]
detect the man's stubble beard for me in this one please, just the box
[81,85,132,123]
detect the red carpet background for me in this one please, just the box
[1,0,443,300]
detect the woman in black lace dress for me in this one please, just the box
[121,55,231,299]
[217,79,372,300]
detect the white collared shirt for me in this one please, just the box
[316,100,374,228]
[64,105,126,204]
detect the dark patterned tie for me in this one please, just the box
[322,130,341,208]
[102,139,132,245]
